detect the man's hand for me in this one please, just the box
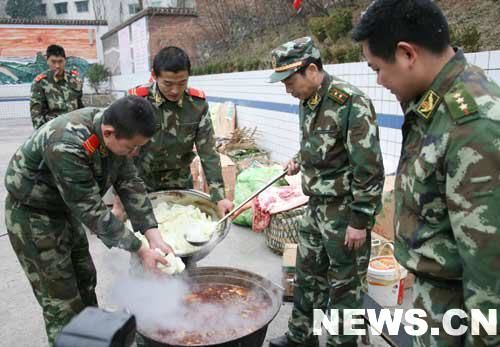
[285,159,300,176]
[344,226,367,251]
[217,198,234,217]
[144,228,174,256]
[136,243,169,273]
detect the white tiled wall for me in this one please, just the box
[1,50,499,174]
[188,50,500,173]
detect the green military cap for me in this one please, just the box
[269,36,321,83]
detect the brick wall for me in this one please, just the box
[0,27,98,60]
[148,15,205,64]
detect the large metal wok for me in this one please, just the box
[137,267,283,347]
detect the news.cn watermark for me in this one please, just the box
[313,309,498,336]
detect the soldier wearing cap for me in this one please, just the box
[30,44,84,129]
[127,46,234,217]
[353,1,500,346]
[268,37,384,347]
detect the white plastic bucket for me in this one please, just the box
[367,243,408,307]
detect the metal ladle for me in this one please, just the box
[185,169,288,246]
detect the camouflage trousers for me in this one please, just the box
[288,196,371,347]
[412,275,500,347]
[143,167,193,193]
[5,194,98,346]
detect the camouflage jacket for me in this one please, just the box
[4,108,157,252]
[298,72,384,229]
[394,50,500,323]
[30,69,84,129]
[129,83,225,202]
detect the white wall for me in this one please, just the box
[2,50,500,174]
[42,0,97,20]
[185,50,500,173]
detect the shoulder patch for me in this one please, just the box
[82,134,100,156]
[444,83,478,121]
[188,87,206,99]
[128,85,149,97]
[328,86,350,105]
[416,90,441,120]
[34,73,47,82]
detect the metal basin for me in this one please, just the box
[137,267,283,347]
[147,189,232,265]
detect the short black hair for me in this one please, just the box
[46,44,66,59]
[102,96,156,139]
[352,0,450,62]
[152,46,191,75]
[298,57,323,76]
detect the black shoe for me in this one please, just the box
[269,335,300,347]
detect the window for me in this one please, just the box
[128,3,141,14]
[75,1,89,13]
[39,4,47,16]
[177,0,186,8]
[54,2,68,14]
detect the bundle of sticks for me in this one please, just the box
[217,127,258,153]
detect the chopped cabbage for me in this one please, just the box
[155,249,185,275]
[130,202,217,255]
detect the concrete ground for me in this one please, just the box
[0,118,404,346]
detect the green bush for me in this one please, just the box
[194,66,206,76]
[206,64,214,75]
[331,42,362,63]
[191,57,264,75]
[449,24,481,52]
[308,17,328,42]
[85,63,111,94]
[324,8,353,43]
[236,59,246,72]
[246,58,261,71]
[321,48,334,64]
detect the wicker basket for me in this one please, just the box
[264,205,306,254]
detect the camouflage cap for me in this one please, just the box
[269,36,321,83]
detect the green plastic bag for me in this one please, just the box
[233,165,286,227]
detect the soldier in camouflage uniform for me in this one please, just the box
[4,96,173,346]
[268,37,384,347]
[127,46,234,216]
[353,1,500,346]
[30,44,84,129]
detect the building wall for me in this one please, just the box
[103,16,151,75]
[102,33,120,74]
[148,15,203,65]
[105,0,195,31]
[0,0,7,17]
[0,24,101,60]
[106,0,139,31]
[143,0,195,7]
[41,0,97,20]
